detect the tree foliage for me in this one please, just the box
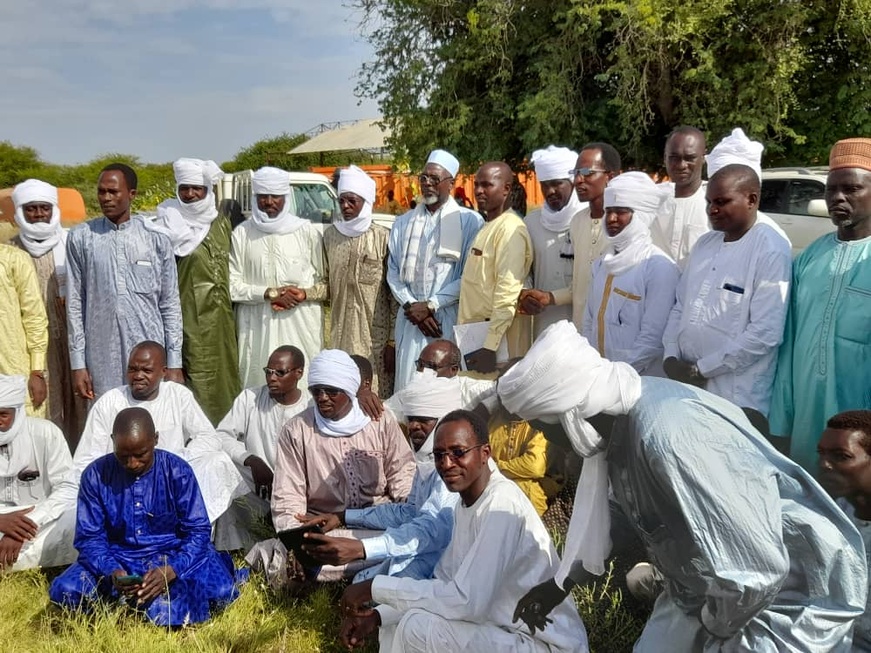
[352,0,871,170]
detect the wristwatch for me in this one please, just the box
[266,287,280,301]
[426,300,436,313]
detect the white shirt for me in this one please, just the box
[525,208,577,337]
[651,183,709,268]
[663,221,792,414]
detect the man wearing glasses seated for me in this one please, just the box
[213,345,310,551]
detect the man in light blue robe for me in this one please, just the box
[387,149,482,392]
[770,138,871,470]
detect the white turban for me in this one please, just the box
[308,350,371,438]
[336,165,376,238]
[0,375,27,409]
[604,172,660,215]
[173,158,224,188]
[530,145,577,182]
[12,178,57,209]
[705,128,764,182]
[249,167,306,235]
[252,166,291,195]
[11,178,66,262]
[0,375,27,448]
[400,370,464,463]
[426,149,460,177]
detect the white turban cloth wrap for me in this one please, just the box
[425,149,460,177]
[498,320,642,582]
[601,171,661,276]
[307,350,372,437]
[336,165,376,238]
[532,145,585,233]
[399,370,464,463]
[12,179,67,263]
[0,376,28,472]
[705,128,764,183]
[250,167,307,235]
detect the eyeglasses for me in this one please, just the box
[431,444,484,463]
[569,167,608,178]
[407,415,438,424]
[418,174,453,186]
[309,386,343,398]
[263,367,295,378]
[415,358,449,372]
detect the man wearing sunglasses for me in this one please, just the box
[387,149,483,392]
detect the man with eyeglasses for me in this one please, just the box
[339,408,587,652]
[387,149,483,392]
[213,345,309,551]
[519,143,621,329]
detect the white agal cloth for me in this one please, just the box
[398,370,464,462]
[0,375,29,471]
[12,179,67,268]
[426,149,460,177]
[336,165,376,238]
[602,172,663,276]
[0,374,27,408]
[250,166,307,235]
[498,320,642,581]
[706,128,764,182]
[308,349,372,437]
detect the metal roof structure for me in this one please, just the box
[288,118,391,154]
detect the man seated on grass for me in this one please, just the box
[297,369,461,581]
[49,407,240,626]
[0,375,76,570]
[339,409,587,652]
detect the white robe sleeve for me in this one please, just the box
[229,225,268,304]
[626,257,679,372]
[663,262,690,360]
[216,392,253,466]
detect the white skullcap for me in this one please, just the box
[308,349,361,398]
[400,370,463,420]
[706,128,764,182]
[12,179,58,209]
[426,149,460,177]
[173,158,224,187]
[338,165,377,205]
[530,145,577,182]
[603,172,660,214]
[252,166,291,195]
[0,375,27,408]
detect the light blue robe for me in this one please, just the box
[605,377,866,652]
[387,203,482,391]
[769,233,871,470]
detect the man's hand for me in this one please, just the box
[164,368,185,385]
[285,286,307,303]
[271,288,300,311]
[513,578,567,635]
[663,357,706,388]
[382,344,395,375]
[341,578,374,616]
[357,387,384,420]
[301,533,365,566]
[28,372,47,409]
[294,512,343,533]
[72,368,95,401]
[111,569,141,597]
[518,289,554,316]
[0,507,38,541]
[340,611,381,649]
[245,455,274,500]
[137,565,177,603]
[417,316,443,338]
[403,301,431,325]
[0,536,24,569]
[465,347,497,374]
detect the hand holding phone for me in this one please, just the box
[113,573,143,587]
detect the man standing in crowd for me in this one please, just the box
[66,163,183,400]
[518,143,620,328]
[11,179,85,443]
[325,165,395,395]
[651,126,709,267]
[230,166,327,388]
[459,161,533,374]
[770,138,871,469]
[387,150,482,391]
[525,146,584,338]
[144,158,240,425]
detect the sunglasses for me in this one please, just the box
[431,444,484,463]
[309,386,343,398]
[418,173,453,186]
[415,358,449,372]
[263,367,296,378]
[568,167,608,178]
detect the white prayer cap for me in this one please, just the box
[173,158,224,187]
[12,179,58,209]
[425,149,460,177]
[0,375,27,408]
[252,166,291,195]
[400,370,463,420]
[530,145,577,182]
[308,349,361,398]
[603,172,660,214]
[338,165,377,205]
[706,128,764,182]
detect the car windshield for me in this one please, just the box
[291,183,339,224]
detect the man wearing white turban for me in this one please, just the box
[387,149,483,392]
[10,179,85,442]
[663,162,791,418]
[142,158,240,424]
[503,321,866,652]
[230,166,327,389]
[0,375,76,570]
[582,172,679,376]
[325,165,396,395]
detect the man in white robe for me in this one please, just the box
[583,172,679,376]
[230,166,327,388]
[0,375,76,570]
[339,409,587,653]
[387,150,483,392]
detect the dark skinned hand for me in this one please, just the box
[518,289,554,316]
[28,373,47,409]
[357,387,384,420]
[0,537,24,569]
[72,368,95,401]
[301,532,365,566]
[294,512,343,533]
[137,565,177,604]
[417,316,443,338]
[340,611,380,649]
[245,455,274,500]
[465,347,497,374]
[663,357,706,387]
[111,569,141,597]
[382,344,396,375]
[512,578,567,635]
[341,578,374,616]
[0,507,38,541]
[403,301,431,325]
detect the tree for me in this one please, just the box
[353,0,871,170]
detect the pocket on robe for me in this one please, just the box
[704,286,744,336]
[347,450,387,500]
[835,285,871,344]
[358,257,384,286]
[128,261,158,294]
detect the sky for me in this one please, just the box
[0,1,380,165]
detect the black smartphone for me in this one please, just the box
[114,573,143,586]
[277,524,324,568]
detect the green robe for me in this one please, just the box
[178,215,241,425]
